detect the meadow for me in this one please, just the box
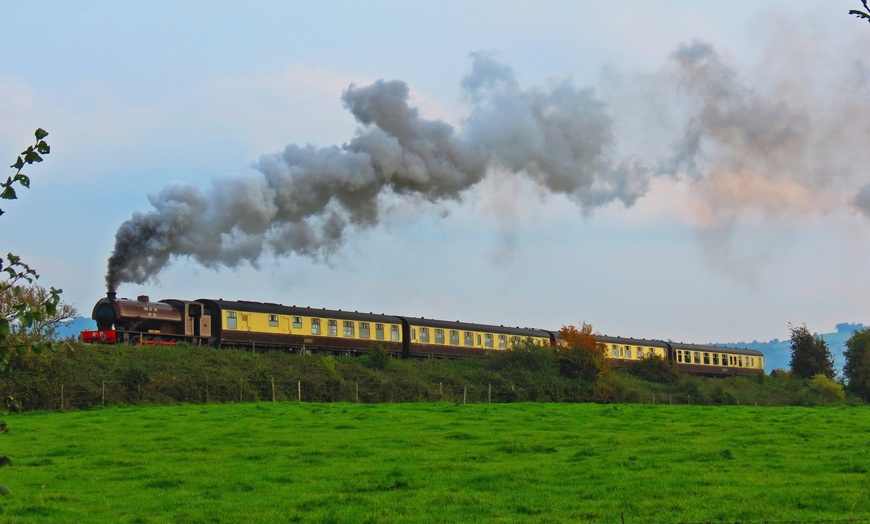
[0,402,868,523]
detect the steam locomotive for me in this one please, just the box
[81,292,765,376]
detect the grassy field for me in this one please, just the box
[0,402,868,523]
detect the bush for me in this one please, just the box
[626,355,680,384]
[363,344,391,371]
[806,374,845,406]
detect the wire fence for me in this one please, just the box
[1,377,779,412]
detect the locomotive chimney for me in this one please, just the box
[106,290,117,300]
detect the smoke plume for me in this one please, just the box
[106,53,648,290]
[106,40,870,290]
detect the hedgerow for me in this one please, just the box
[0,342,862,411]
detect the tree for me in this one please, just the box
[1,129,60,371]
[844,327,870,401]
[555,323,609,382]
[850,0,870,23]
[0,283,77,340]
[788,324,835,379]
[0,129,57,496]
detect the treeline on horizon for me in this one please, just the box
[0,339,860,413]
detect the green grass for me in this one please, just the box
[1,403,869,523]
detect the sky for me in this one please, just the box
[3,1,870,346]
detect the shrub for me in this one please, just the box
[807,374,845,406]
[626,354,680,384]
[363,344,391,371]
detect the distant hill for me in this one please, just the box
[719,323,866,375]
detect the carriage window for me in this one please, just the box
[343,321,355,338]
[311,318,321,335]
[293,316,303,329]
[450,330,460,345]
[477,334,482,346]
[703,352,710,365]
[411,328,416,341]
[435,329,445,344]
[484,334,494,348]
[359,322,370,339]
[738,356,743,367]
[465,332,474,347]
[637,348,644,359]
[226,311,237,329]
[269,314,279,327]
[328,320,338,336]
[391,325,400,341]
[677,351,683,363]
[420,328,430,343]
[375,324,385,340]
[693,352,701,364]
[498,335,507,349]
[625,346,632,359]
[713,353,720,366]
[612,345,619,358]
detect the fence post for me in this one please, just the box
[272,377,276,402]
[239,378,243,402]
[439,382,443,401]
[463,387,467,405]
[488,383,492,403]
[297,380,301,402]
[60,384,64,410]
[355,382,359,403]
[101,381,105,406]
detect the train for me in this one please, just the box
[80,292,765,377]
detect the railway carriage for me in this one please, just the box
[404,317,551,358]
[670,341,764,376]
[598,335,670,369]
[197,299,405,355]
[81,293,765,376]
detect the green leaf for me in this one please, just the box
[10,156,24,170]
[44,301,57,316]
[0,319,8,336]
[36,141,50,155]
[1,185,17,200]
[13,174,30,188]
[34,128,48,140]
[23,151,42,164]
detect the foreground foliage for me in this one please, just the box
[1,129,61,368]
[1,402,869,523]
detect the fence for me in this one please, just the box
[3,377,772,412]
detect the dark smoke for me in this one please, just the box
[106,40,870,290]
[106,53,648,290]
